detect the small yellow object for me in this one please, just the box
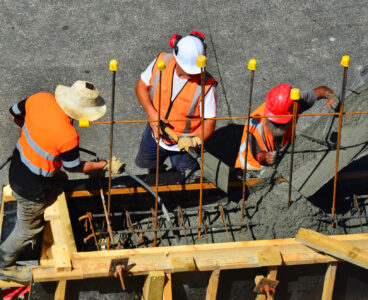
[290,88,300,101]
[109,59,118,71]
[248,59,257,71]
[340,55,350,67]
[157,60,166,71]
[197,55,207,68]
[79,119,90,128]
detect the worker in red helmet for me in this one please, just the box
[135,32,218,172]
[235,83,339,171]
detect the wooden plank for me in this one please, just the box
[296,228,368,269]
[51,245,72,272]
[142,271,165,300]
[257,247,282,267]
[162,273,172,300]
[266,267,278,300]
[206,269,220,300]
[54,280,67,300]
[32,267,84,282]
[321,262,337,300]
[40,222,54,267]
[32,234,368,282]
[170,257,196,272]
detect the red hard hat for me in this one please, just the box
[264,84,293,124]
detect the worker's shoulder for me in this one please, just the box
[27,92,55,100]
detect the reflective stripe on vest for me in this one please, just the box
[235,103,292,169]
[149,53,172,101]
[17,92,79,177]
[149,52,217,145]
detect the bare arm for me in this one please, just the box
[69,160,107,174]
[196,119,216,142]
[135,78,162,136]
[313,86,335,100]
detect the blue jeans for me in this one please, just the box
[135,125,199,172]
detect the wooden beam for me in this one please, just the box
[296,228,368,269]
[206,269,220,300]
[54,280,67,300]
[51,245,72,272]
[170,257,195,272]
[162,274,172,300]
[321,262,338,300]
[257,247,282,267]
[142,271,165,300]
[32,233,368,282]
[40,222,54,267]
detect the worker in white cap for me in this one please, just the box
[0,81,123,272]
[135,31,218,172]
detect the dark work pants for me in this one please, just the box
[0,191,55,268]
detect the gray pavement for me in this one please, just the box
[1,0,367,192]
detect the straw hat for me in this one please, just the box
[55,81,106,121]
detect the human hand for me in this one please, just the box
[325,94,340,112]
[103,156,125,174]
[191,136,202,150]
[256,151,276,166]
[148,110,163,138]
[177,137,193,152]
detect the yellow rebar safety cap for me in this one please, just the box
[290,88,300,101]
[79,119,90,128]
[197,55,207,68]
[157,60,166,71]
[109,59,118,71]
[248,59,257,71]
[340,55,350,67]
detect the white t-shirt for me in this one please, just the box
[141,57,217,151]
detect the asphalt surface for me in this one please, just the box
[1,0,367,192]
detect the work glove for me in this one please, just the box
[177,137,193,152]
[103,156,126,174]
[325,94,340,112]
[191,136,202,149]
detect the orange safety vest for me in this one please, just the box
[148,52,218,145]
[235,103,292,169]
[16,93,79,177]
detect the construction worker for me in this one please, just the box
[235,84,340,170]
[0,81,122,271]
[135,31,218,172]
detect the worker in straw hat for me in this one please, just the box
[0,81,122,272]
[135,31,218,172]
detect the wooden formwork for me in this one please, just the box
[1,185,368,299]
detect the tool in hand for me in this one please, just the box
[160,122,230,194]
[241,58,257,224]
[287,88,300,207]
[332,55,350,227]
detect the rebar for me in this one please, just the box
[198,65,206,240]
[332,62,349,226]
[288,98,300,207]
[241,67,255,224]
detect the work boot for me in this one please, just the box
[0,265,32,282]
[0,248,18,268]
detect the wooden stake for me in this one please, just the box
[206,269,220,300]
[321,262,337,300]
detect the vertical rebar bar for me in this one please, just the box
[241,59,256,223]
[288,89,300,207]
[197,56,206,240]
[108,59,118,216]
[332,56,350,226]
[153,60,166,246]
